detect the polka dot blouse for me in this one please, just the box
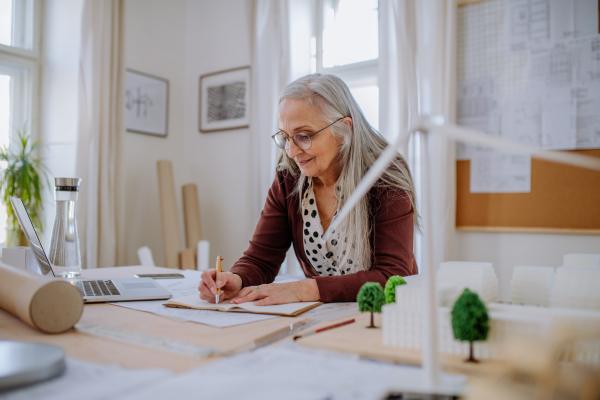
[302,179,353,277]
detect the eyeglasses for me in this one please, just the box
[271,118,344,151]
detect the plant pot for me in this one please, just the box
[4,229,28,248]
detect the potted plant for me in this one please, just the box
[0,129,50,248]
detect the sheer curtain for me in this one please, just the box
[379,0,457,272]
[252,0,297,274]
[251,0,290,224]
[76,0,126,269]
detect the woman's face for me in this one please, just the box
[278,99,343,181]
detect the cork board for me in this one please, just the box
[456,149,600,233]
[456,0,600,233]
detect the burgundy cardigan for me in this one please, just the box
[230,171,418,302]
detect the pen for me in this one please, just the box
[215,256,223,304]
[293,318,355,341]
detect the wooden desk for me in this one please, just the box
[0,266,335,373]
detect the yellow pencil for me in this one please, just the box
[215,256,223,304]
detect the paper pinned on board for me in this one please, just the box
[470,152,531,193]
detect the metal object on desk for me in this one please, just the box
[48,178,83,278]
[0,341,65,392]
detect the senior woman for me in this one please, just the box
[199,73,418,305]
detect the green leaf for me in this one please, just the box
[357,282,385,313]
[451,288,490,343]
[384,275,407,304]
[0,127,50,232]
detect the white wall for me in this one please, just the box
[39,0,84,247]
[122,0,190,267]
[182,0,254,270]
[456,231,600,301]
[122,0,254,269]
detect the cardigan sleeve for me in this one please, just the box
[229,173,292,287]
[313,188,417,302]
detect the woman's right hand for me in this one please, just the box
[198,269,243,303]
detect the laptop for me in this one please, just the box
[10,196,172,303]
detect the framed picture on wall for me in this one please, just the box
[125,69,169,137]
[199,66,250,133]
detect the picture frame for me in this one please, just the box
[125,69,169,137]
[199,66,250,133]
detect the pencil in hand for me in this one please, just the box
[215,256,224,304]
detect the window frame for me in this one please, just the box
[0,0,42,143]
[314,0,379,91]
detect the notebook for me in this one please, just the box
[164,295,323,316]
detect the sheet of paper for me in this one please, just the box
[301,302,359,322]
[109,270,314,327]
[470,152,531,193]
[118,346,465,400]
[0,358,173,400]
[507,0,551,52]
[457,78,500,160]
[110,270,277,327]
[112,300,276,327]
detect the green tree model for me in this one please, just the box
[384,275,407,304]
[357,282,385,328]
[451,288,490,362]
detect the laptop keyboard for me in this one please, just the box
[75,280,121,296]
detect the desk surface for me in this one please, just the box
[0,266,348,373]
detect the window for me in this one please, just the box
[0,0,41,244]
[314,0,379,130]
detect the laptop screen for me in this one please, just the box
[9,197,54,277]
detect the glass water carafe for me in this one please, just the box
[48,178,82,278]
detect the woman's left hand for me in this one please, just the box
[229,279,320,306]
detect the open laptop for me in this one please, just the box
[10,196,172,303]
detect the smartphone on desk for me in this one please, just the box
[134,273,185,279]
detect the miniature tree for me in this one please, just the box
[357,282,385,328]
[451,288,490,363]
[384,275,407,304]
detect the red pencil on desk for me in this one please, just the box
[293,318,355,341]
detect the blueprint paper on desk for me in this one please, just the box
[0,358,172,400]
[111,270,358,327]
[118,345,465,400]
[110,270,277,328]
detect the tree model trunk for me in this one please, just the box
[467,341,478,363]
[368,312,375,328]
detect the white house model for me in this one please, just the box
[382,257,600,364]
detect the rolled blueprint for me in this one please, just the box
[0,262,83,333]
[182,184,202,251]
[157,160,182,269]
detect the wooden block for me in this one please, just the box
[296,312,496,376]
[182,184,202,252]
[179,248,196,270]
[157,160,182,269]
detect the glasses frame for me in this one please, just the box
[271,117,344,150]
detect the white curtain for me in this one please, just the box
[252,0,297,274]
[251,0,291,224]
[379,0,457,271]
[76,0,126,269]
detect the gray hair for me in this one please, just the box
[276,73,418,274]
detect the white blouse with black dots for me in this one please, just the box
[301,179,354,277]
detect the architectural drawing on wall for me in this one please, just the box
[458,0,600,193]
[200,67,250,133]
[507,0,550,52]
[125,70,169,137]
